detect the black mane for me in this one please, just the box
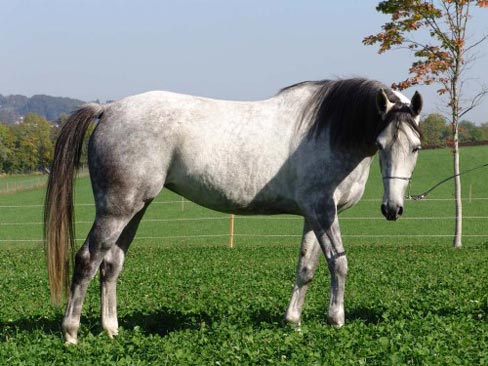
[280,78,420,149]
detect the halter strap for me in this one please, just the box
[334,251,346,259]
[383,175,414,199]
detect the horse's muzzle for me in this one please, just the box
[381,203,403,221]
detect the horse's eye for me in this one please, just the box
[412,146,422,153]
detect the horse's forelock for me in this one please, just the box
[386,103,423,139]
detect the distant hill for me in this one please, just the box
[0,94,85,124]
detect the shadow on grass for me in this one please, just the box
[347,303,488,324]
[0,309,213,339]
[248,307,285,326]
[119,307,214,336]
[347,306,385,324]
[9,301,482,341]
[0,312,120,338]
[5,302,483,341]
[1,307,278,339]
[119,305,292,335]
[0,315,63,335]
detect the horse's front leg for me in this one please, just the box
[309,209,348,327]
[285,221,321,325]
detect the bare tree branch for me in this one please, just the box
[459,87,488,118]
[465,33,488,53]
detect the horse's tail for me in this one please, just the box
[44,103,104,304]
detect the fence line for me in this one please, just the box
[3,233,488,243]
[1,194,487,245]
[3,196,488,209]
[1,215,488,227]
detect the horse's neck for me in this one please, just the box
[335,145,376,176]
[334,149,376,211]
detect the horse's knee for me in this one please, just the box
[298,264,317,284]
[72,246,92,279]
[334,255,348,277]
[100,250,124,281]
[100,259,114,279]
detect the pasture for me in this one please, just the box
[1,145,488,365]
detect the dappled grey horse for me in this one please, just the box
[44,78,422,344]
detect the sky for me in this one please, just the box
[1,0,487,123]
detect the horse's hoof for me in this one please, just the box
[106,328,119,339]
[64,336,78,346]
[282,318,302,332]
[327,316,344,328]
[63,326,79,345]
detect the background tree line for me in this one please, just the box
[420,114,488,147]
[0,111,487,174]
[0,113,56,174]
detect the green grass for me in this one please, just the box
[1,145,488,365]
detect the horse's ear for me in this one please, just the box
[410,91,423,116]
[376,88,394,115]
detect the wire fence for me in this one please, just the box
[3,196,488,209]
[1,196,488,244]
[2,215,488,226]
[0,176,47,195]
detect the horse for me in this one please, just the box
[44,77,422,344]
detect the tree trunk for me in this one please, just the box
[452,131,463,248]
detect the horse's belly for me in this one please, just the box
[165,169,299,215]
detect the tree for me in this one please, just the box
[458,120,481,142]
[478,121,488,141]
[0,123,15,173]
[420,113,449,146]
[10,113,54,173]
[364,0,488,248]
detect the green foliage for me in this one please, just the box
[1,145,488,364]
[420,113,488,147]
[459,120,482,143]
[419,113,449,146]
[0,113,56,174]
[0,111,95,174]
[364,0,487,94]
[0,123,15,173]
[479,122,488,141]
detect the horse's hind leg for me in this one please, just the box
[284,221,321,325]
[99,202,151,338]
[62,201,145,345]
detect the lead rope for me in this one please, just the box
[406,162,488,200]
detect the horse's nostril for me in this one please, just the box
[381,204,387,217]
[398,206,403,216]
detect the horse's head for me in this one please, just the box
[375,89,423,221]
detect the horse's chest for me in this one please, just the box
[333,157,373,212]
[336,178,368,212]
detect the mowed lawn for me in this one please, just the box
[0,146,487,365]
